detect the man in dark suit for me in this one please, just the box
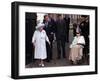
[64,15,70,43]
[43,14,56,62]
[79,15,89,59]
[55,14,67,59]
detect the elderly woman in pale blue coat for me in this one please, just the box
[32,23,50,67]
[69,32,85,64]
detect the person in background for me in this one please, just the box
[55,14,67,59]
[79,15,89,60]
[64,15,70,43]
[69,32,85,64]
[43,14,56,62]
[32,23,50,67]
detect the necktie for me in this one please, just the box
[45,22,48,28]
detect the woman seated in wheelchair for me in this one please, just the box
[69,31,85,64]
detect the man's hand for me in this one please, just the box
[48,41,50,45]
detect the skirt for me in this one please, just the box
[69,45,83,62]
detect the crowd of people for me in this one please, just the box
[32,14,89,67]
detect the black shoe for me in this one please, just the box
[57,57,61,59]
[77,60,82,65]
[46,60,50,62]
[69,60,73,65]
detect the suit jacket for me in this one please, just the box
[64,17,70,30]
[55,19,67,41]
[43,19,56,41]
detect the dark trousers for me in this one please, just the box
[57,39,66,58]
[66,30,69,42]
[46,41,53,62]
